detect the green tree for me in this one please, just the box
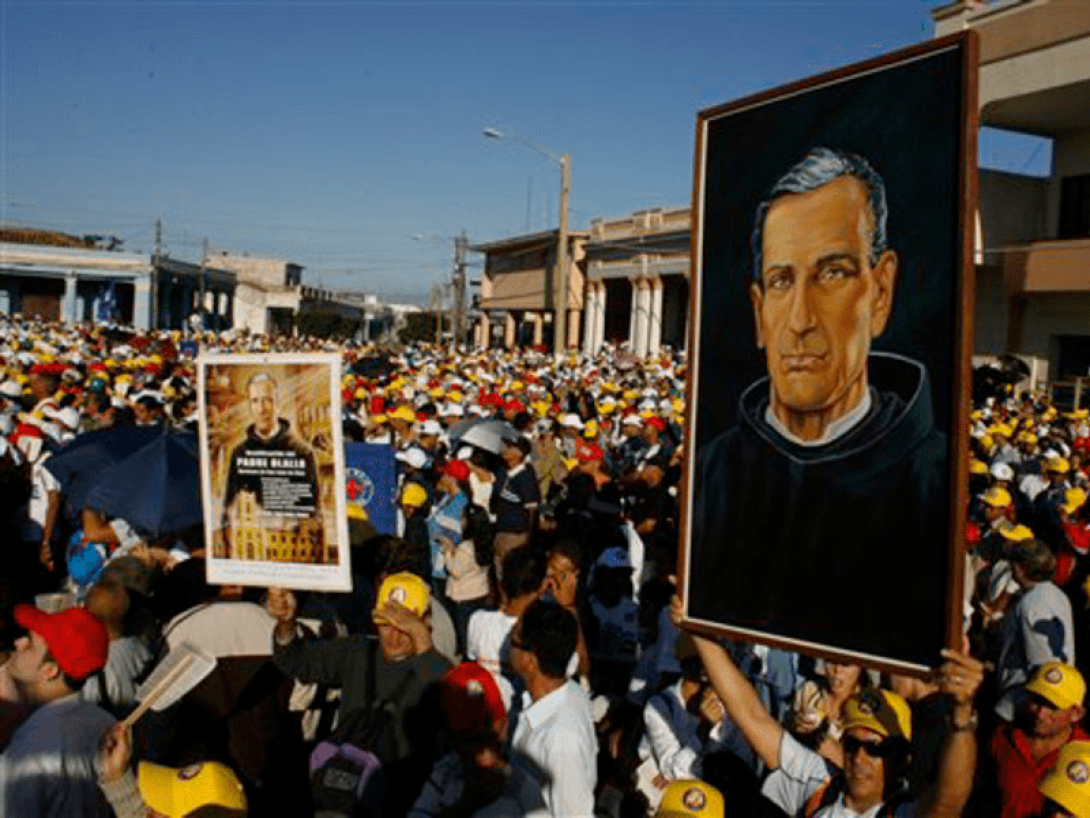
[296,308,360,340]
[399,311,448,344]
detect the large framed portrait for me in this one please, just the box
[199,352,351,592]
[680,33,978,672]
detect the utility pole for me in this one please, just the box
[481,128,570,357]
[429,282,443,345]
[153,218,163,263]
[453,230,467,350]
[199,238,209,331]
[555,153,571,357]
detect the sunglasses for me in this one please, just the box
[842,735,895,759]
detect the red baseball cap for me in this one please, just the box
[14,604,109,681]
[441,662,506,734]
[441,460,471,482]
[646,416,667,432]
[577,442,605,463]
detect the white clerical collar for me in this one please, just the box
[765,389,873,448]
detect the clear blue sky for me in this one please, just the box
[0,1,1044,302]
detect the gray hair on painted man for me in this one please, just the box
[751,147,890,282]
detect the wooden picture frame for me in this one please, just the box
[679,32,978,674]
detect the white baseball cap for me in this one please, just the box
[396,447,428,470]
[559,413,584,430]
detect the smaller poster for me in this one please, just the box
[344,442,398,536]
[199,352,351,592]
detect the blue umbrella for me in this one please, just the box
[84,432,203,540]
[44,425,165,523]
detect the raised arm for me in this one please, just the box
[267,587,349,685]
[671,595,785,769]
[919,649,984,818]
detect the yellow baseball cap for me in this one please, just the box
[1065,488,1089,515]
[999,523,1035,542]
[138,761,247,817]
[1026,662,1086,710]
[983,486,1012,507]
[401,482,428,508]
[391,405,416,422]
[374,571,429,617]
[656,779,724,818]
[1039,740,1090,817]
[1049,457,1072,474]
[842,689,912,741]
[969,460,988,475]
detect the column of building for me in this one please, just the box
[62,273,79,324]
[648,277,664,356]
[504,313,517,348]
[626,276,666,358]
[477,313,490,349]
[594,282,608,353]
[635,279,656,357]
[583,282,602,356]
[531,313,544,347]
[133,275,153,330]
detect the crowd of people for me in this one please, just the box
[0,314,1086,816]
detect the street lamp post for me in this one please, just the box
[484,127,571,357]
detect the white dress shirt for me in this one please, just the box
[467,609,518,709]
[510,679,597,818]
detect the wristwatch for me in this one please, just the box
[949,710,979,732]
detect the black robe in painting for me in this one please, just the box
[688,352,948,667]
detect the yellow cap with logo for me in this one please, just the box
[138,761,247,817]
[842,689,912,741]
[374,572,429,617]
[1026,662,1086,710]
[656,779,724,818]
[1039,740,1090,817]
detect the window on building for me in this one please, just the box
[1059,174,1090,239]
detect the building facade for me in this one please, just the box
[0,242,236,330]
[935,0,1090,381]
[470,210,692,356]
[470,229,586,350]
[582,206,690,357]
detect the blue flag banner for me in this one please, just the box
[96,281,118,324]
[344,443,397,535]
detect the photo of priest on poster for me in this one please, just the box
[199,352,351,592]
